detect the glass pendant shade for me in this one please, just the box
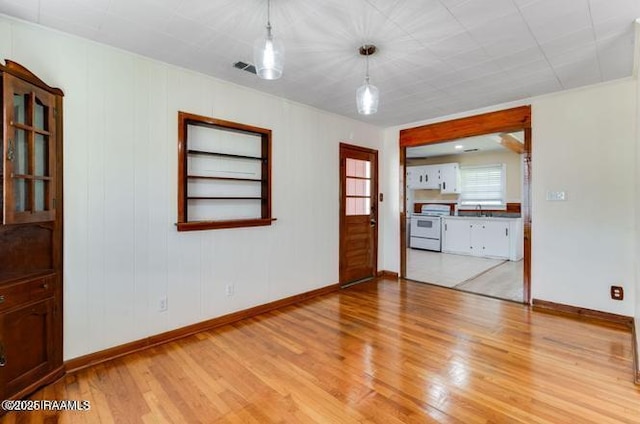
[356,79,379,115]
[254,26,284,80]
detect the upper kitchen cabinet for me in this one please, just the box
[407,163,460,193]
[439,163,460,194]
[406,165,439,190]
[0,60,64,401]
[2,64,61,224]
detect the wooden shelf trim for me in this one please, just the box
[12,174,52,180]
[176,217,277,231]
[178,111,272,231]
[187,175,263,182]
[187,149,264,161]
[11,122,51,136]
[187,196,263,200]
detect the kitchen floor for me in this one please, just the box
[406,248,524,302]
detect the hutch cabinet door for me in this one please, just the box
[0,297,55,399]
[3,74,57,224]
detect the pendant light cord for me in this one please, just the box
[267,0,272,31]
[365,47,370,83]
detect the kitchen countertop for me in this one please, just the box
[443,215,521,221]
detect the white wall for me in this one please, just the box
[532,80,636,316]
[0,16,383,360]
[382,79,637,317]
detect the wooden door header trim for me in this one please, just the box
[399,106,531,147]
[339,142,379,155]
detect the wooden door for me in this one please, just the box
[339,143,378,286]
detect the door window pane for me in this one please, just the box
[346,197,370,216]
[14,129,28,175]
[35,134,49,176]
[346,158,371,178]
[346,177,370,196]
[35,101,46,131]
[13,179,27,212]
[13,94,27,124]
[34,180,46,211]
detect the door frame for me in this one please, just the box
[339,142,379,286]
[399,106,532,304]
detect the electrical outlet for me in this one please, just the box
[610,285,624,301]
[546,191,566,201]
[159,296,168,312]
[226,284,234,297]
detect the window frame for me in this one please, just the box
[176,112,274,231]
[458,163,507,210]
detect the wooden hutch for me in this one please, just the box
[0,60,64,400]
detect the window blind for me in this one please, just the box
[459,164,506,207]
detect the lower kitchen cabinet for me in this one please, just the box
[470,221,510,258]
[442,218,471,254]
[443,217,522,261]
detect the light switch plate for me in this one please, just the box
[546,191,566,201]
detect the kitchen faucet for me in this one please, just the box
[475,204,482,217]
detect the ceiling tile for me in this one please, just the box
[108,0,178,31]
[449,0,519,30]
[425,31,480,59]
[38,14,101,40]
[543,41,599,69]
[375,0,467,46]
[518,0,592,44]
[538,27,596,60]
[593,16,637,41]
[468,12,538,57]
[596,31,635,80]
[588,0,640,25]
[554,58,602,89]
[0,0,39,22]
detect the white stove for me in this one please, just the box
[410,204,451,251]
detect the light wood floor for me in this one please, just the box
[6,279,639,423]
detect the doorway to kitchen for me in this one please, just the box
[400,106,531,303]
[339,143,378,287]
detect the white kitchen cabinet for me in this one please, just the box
[470,221,510,258]
[442,219,471,254]
[406,163,458,191]
[439,163,460,194]
[407,165,436,189]
[442,217,522,261]
[406,166,417,189]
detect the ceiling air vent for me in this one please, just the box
[233,61,256,74]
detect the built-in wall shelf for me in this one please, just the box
[187,197,263,200]
[186,149,265,161]
[187,175,263,182]
[177,112,274,231]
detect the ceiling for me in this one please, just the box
[407,131,523,158]
[1,0,639,127]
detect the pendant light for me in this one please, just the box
[356,44,379,115]
[253,0,284,80]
